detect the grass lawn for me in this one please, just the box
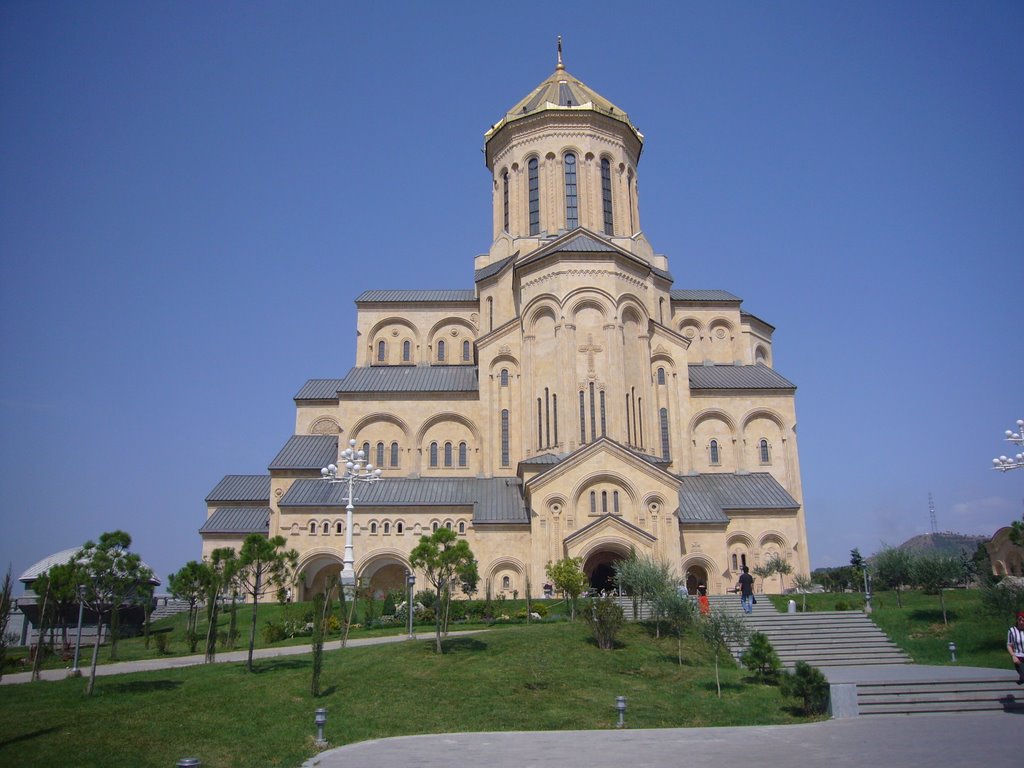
[0,621,815,768]
[769,587,1017,669]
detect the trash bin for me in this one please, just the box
[787,599,796,613]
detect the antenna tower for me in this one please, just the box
[928,492,938,535]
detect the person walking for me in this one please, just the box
[1008,611,1024,685]
[736,566,755,614]
[697,584,710,615]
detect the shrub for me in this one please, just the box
[415,589,436,609]
[530,602,549,617]
[153,632,171,654]
[781,661,830,715]
[834,600,851,611]
[416,608,435,625]
[185,630,200,653]
[382,591,397,617]
[586,596,624,650]
[262,621,286,644]
[741,632,781,682]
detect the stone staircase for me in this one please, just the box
[150,598,193,622]
[854,676,1024,715]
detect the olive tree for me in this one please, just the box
[697,607,749,698]
[872,545,913,608]
[545,557,588,621]
[410,527,477,653]
[911,554,961,625]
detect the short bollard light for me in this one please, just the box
[315,707,328,748]
[615,695,627,728]
[176,759,201,768]
[948,641,957,662]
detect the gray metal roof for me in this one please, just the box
[688,364,795,391]
[338,366,479,393]
[279,477,529,524]
[475,254,517,282]
[19,547,161,585]
[268,435,338,471]
[549,231,618,253]
[355,290,476,303]
[200,507,271,534]
[671,289,742,303]
[295,379,345,400]
[205,474,271,503]
[676,472,800,524]
[740,311,775,330]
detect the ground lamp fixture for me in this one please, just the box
[948,641,957,663]
[992,419,1024,472]
[321,439,383,586]
[176,759,201,767]
[615,695,627,728]
[315,707,328,748]
[407,571,416,639]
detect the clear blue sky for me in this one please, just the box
[2,1,1022,589]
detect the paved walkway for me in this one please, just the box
[0,631,483,685]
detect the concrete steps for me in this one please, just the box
[856,677,1024,716]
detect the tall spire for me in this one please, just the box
[556,35,565,71]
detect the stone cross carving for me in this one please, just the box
[578,333,603,376]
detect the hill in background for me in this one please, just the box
[894,532,988,557]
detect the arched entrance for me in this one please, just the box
[584,550,625,592]
[686,565,708,595]
[367,563,407,598]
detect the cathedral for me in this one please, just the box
[200,48,811,599]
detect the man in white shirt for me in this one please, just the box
[1008,611,1024,685]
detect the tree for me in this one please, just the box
[203,547,239,663]
[742,631,782,683]
[696,608,748,698]
[76,531,153,695]
[850,548,865,571]
[410,527,477,653]
[614,553,675,630]
[911,554,961,624]
[30,561,81,680]
[168,560,207,652]
[1009,513,1023,547]
[0,565,14,682]
[545,557,588,621]
[872,545,913,608]
[981,575,1024,626]
[235,534,298,671]
[586,595,624,650]
[753,553,794,593]
[659,590,696,666]
[781,661,830,715]
[792,573,814,612]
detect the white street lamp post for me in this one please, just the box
[992,418,1024,472]
[321,439,383,587]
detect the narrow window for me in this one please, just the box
[335,521,343,534]
[660,408,671,459]
[599,390,606,437]
[309,521,317,534]
[537,398,543,449]
[376,442,385,468]
[613,491,619,513]
[627,169,635,233]
[528,158,540,235]
[710,439,720,465]
[590,491,597,514]
[383,521,390,534]
[601,490,608,513]
[432,521,439,532]
[361,442,370,459]
[502,170,510,231]
[732,554,738,571]
[638,400,644,446]
[501,409,510,466]
[396,521,404,534]
[589,382,597,441]
[502,576,511,590]
[458,521,466,534]
[321,521,329,535]
[601,158,613,235]
[657,367,666,385]
[377,340,386,362]
[430,442,438,467]
[444,441,453,467]
[500,368,509,387]
[463,340,471,361]
[437,339,445,362]
[545,388,551,447]
[741,553,747,568]
[552,394,558,445]
[759,439,771,464]
[625,394,631,444]
[369,522,377,535]
[390,441,399,467]
[402,339,411,362]
[445,521,453,530]
[488,297,494,331]
[564,153,578,229]
[458,441,468,467]
[579,391,586,443]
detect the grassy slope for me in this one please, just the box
[0,622,813,768]
[769,588,1015,669]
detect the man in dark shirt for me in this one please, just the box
[737,566,755,614]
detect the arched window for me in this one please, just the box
[377,340,385,362]
[458,441,468,467]
[309,521,317,534]
[709,439,720,465]
[390,441,399,467]
[396,521,404,534]
[590,491,597,514]
[732,553,738,571]
[579,391,587,443]
[627,168,635,233]
[429,442,438,467]
[500,368,509,387]
[601,490,608,513]
[613,491,620,514]
[660,407,671,459]
[528,157,540,235]
[432,521,439,532]
[601,158,613,235]
[458,521,466,534]
[335,521,343,534]
[462,340,471,361]
[537,398,543,449]
[444,441,453,467]
[445,521,453,530]
[657,367,666,385]
[501,409,510,466]
[599,390,606,437]
[383,521,390,534]
[488,297,494,331]
[552,394,558,445]
[502,575,511,590]
[759,438,771,464]
[376,442,385,468]
[502,170,510,231]
[322,521,329,535]
[589,382,597,440]
[437,339,445,362]
[564,152,578,229]
[402,339,411,362]
[361,442,370,460]
[369,522,377,535]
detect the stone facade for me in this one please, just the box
[200,55,812,599]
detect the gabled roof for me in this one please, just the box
[205,474,271,503]
[200,507,270,535]
[268,435,338,471]
[475,253,517,283]
[355,290,476,303]
[676,472,799,524]
[19,547,161,585]
[525,437,670,480]
[295,379,345,401]
[279,477,529,525]
[688,364,796,391]
[564,513,656,545]
[517,228,673,281]
[337,366,479,394]
[670,289,742,303]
